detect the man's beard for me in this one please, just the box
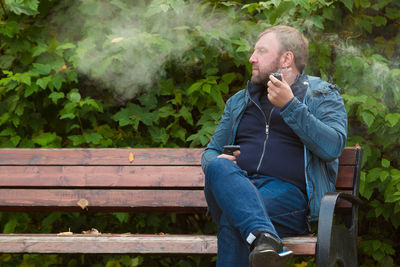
[251,58,280,86]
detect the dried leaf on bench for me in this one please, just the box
[57,231,73,236]
[82,228,101,235]
[77,198,89,210]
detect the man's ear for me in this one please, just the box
[280,51,294,69]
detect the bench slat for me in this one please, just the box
[0,149,203,166]
[0,166,204,188]
[0,189,207,211]
[0,147,356,166]
[0,189,353,211]
[336,166,356,189]
[0,165,355,190]
[338,147,359,165]
[0,234,316,255]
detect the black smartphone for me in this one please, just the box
[271,71,282,81]
[223,145,240,155]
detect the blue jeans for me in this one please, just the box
[204,158,309,267]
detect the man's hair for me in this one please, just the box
[258,25,309,73]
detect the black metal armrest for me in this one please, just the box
[316,192,363,266]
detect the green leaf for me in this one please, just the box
[31,63,52,75]
[0,20,19,38]
[360,110,375,127]
[83,132,103,145]
[187,81,204,95]
[385,113,400,127]
[52,75,66,90]
[56,43,76,50]
[0,127,16,136]
[49,92,65,104]
[3,218,18,233]
[68,135,85,146]
[381,159,390,168]
[113,213,130,223]
[178,106,193,125]
[67,89,81,103]
[232,38,251,52]
[340,0,353,11]
[5,0,39,15]
[202,83,211,94]
[386,7,400,20]
[24,84,39,97]
[10,136,20,146]
[80,98,103,112]
[149,127,169,144]
[36,76,52,89]
[32,132,58,147]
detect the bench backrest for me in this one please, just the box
[0,147,362,213]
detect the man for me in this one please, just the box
[201,25,347,267]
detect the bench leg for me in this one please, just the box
[316,192,360,267]
[316,225,358,267]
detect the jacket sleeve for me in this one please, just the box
[280,87,348,162]
[201,97,235,173]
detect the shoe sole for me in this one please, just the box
[250,249,293,267]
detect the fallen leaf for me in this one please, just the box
[82,228,101,235]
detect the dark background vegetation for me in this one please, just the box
[0,0,399,266]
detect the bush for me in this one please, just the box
[1,0,399,265]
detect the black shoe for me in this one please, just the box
[249,232,293,267]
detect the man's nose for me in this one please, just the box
[249,53,257,63]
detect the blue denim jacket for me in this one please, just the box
[201,76,348,221]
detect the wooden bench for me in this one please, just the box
[0,147,362,266]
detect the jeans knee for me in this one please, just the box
[205,158,231,183]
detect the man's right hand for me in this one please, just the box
[217,150,240,164]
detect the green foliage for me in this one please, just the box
[0,0,399,265]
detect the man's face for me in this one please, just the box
[249,32,281,85]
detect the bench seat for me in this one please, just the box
[0,147,362,266]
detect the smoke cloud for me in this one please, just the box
[51,0,247,101]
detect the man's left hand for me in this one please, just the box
[267,74,294,108]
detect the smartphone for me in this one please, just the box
[223,145,240,155]
[271,71,282,81]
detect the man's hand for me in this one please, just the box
[267,74,294,108]
[217,150,240,164]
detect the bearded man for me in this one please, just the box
[201,25,348,267]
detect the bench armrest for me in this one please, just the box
[316,191,363,266]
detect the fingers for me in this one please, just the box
[217,153,239,164]
[267,75,293,108]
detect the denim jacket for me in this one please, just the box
[201,76,348,221]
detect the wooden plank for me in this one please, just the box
[0,234,316,255]
[0,166,204,188]
[338,147,358,165]
[0,234,217,254]
[335,166,355,189]
[0,149,203,166]
[0,164,354,189]
[0,164,352,190]
[0,189,207,211]
[0,188,351,212]
[283,236,316,255]
[0,147,357,166]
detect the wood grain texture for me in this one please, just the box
[0,189,207,211]
[0,147,356,166]
[0,166,204,188]
[0,234,316,255]
[0,149,203,166]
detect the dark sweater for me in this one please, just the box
[236,74,308,192]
